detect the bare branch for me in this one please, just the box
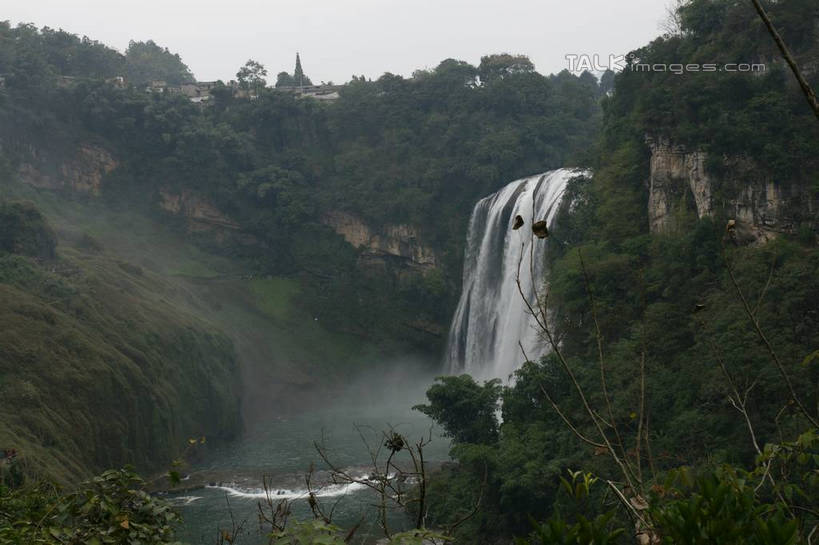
[721,241,819,428]
[444,463,487,535]
[539,384,606,449]
[513,235,640,498]
[749,0,819,120]
[753,247,778,317]
[635,349,647,484]
[578,249,634,480]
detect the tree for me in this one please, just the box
[599,69,615,96]
[275,71,296,88]
[236,59,268,93]
[478,53,535,84]
[414,375,502,445]
[293,52,312,87]
[124,40,193,85]
[433,58,478,87]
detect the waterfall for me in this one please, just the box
[445,169,586,380]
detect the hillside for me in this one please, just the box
[1,1,817,542]
[0,201,241,483]
[0,22,604,353]
[416,0,819,542]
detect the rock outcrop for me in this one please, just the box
[645,135,814,243]
[18,144,117,196]
[322,211,437,270]
[646,136,712,233]
[159,188,240,231]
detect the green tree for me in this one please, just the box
[236,59,268,93]
[275,71,297,88]
[414,375,502,445]
[478,53,535,84]
[124,40,193,85]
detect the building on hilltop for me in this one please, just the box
[273,53,340,101]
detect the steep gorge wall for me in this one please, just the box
[320,210,449,341]
[322,210,438,271]
[14,143,117,196]
[8,140,251,243]
[646,135,815,242]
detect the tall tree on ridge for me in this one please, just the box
[293,52,312,87]
[236,59,267,94]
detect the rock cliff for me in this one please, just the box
[646,135,815,242]
[322,211,437,270]
[17,144,117,196]
[158,188,240,231]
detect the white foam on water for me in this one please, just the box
[170,495,203,506]
[206,471,397,500]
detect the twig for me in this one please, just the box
[722,242,819,428]
[606,480,649,529]
[514,238,639,498]
[578,249,635,484]
[749,0,819,120]
[636,349,647,484]
[753,247,777,317]
[538,384,606,449]
[445,463,487,534]
[806,523,817,545]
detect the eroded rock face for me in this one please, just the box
[159,188,240,231]
[322,211,437,269]
[18,144,118,196]
[646,136,712,233]
[645,135,813,243]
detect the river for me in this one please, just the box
[169,391,451,544]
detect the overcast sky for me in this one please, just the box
[6,0,674,84]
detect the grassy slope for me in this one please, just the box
[0,179,389,479]
[0,247,242,483]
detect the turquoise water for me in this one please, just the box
[171,393,451,545]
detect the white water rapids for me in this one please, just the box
[445,169,587,380]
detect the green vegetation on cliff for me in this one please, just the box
[0,201,241,483]
[0,1,817,541]
[0,20,604,351]
[416,0,819,542]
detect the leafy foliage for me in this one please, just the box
[0,24,605,351]
[650,472,799,545]
[0,201,56,259]
[0,468,182,545]
[418,2,819,539]
[236,59,268,92]
[124,40,194,85]
[269,519,451,545]
[413,375,502,445]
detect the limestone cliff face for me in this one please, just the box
[17,144,117,196]
[158,188,240,231]
[322,211,437,270]
[646,136,711,233]
[646,135,814,242]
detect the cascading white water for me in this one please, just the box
[445,169,587,380]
